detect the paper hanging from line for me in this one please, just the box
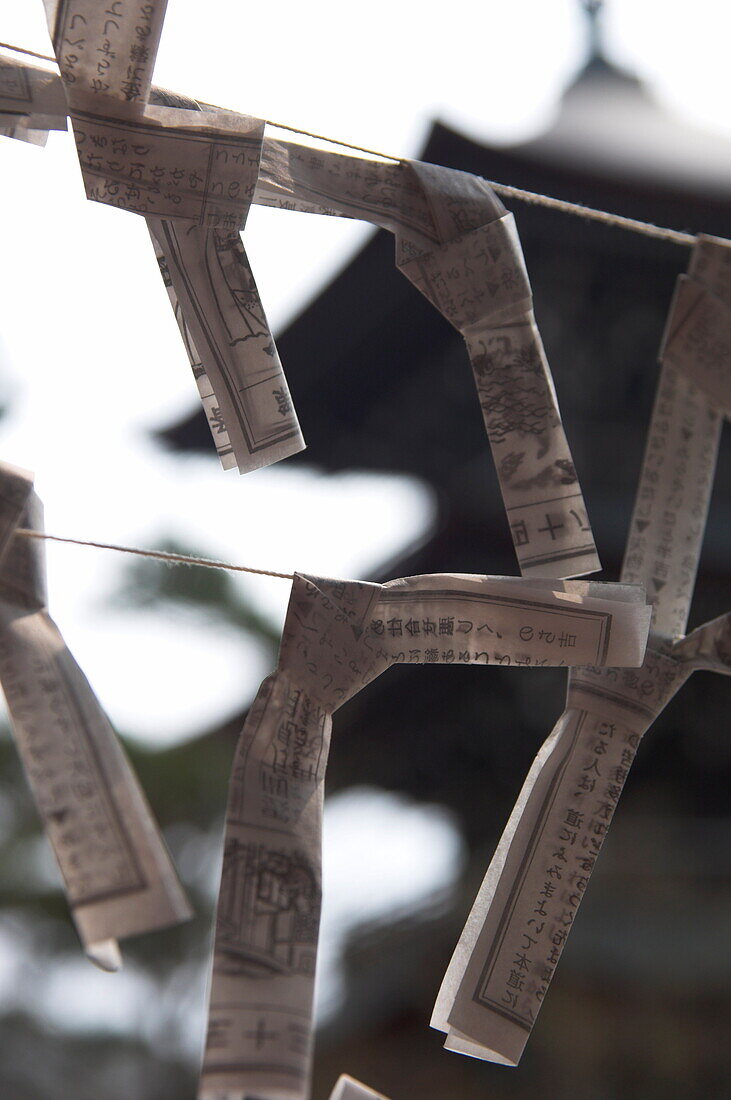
[200,570,651,1100]
[432,233,731,1067]
[147,219,303,472]
[38,0,305,476]
[3,53,599,578]
[43,0,167,114]
[397,160,599,577]
[0,54,68,144]
[242,137,603,577]
[0,460,192,971]
[0,50,203,141]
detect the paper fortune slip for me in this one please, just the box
[199,570,650,1100]
[0,460,191,971]
[432,233,731,1066]
[5,44,599,578]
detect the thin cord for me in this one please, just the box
[264,119,402,163]
[474,182,694,247]
[14,528,294,581]
[0,40,696,246]
[0,41,55,64]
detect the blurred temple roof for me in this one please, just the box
[527,50,731,195]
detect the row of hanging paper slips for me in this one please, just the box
[1,2,731,1097]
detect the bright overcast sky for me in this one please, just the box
[1,0,731,743]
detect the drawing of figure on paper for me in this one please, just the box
[216,840,319,978]
[213,232,271,346]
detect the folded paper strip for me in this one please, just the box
[4,46,598,576]
[0,460,191,970]
[0,54,67,144]
[38,0,301,475]
[199,570,650,1100]
[2,9,701,1090]
[257,147,601,576]
[432,234,731,1065]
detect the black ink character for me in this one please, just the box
[273,388,292,417]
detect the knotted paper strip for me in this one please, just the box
[39,3,303,475]
[0,54,68,145]
[396,161,599,578]
[200,571,650,1100]
[255,142,600,577]
[0,461,191,971]
[0,54,199,143]
[43,0,167,115]
[328,1076,391,1100]
[3,58,597,568]
[659,239,731,425]
[433,234,731,1065]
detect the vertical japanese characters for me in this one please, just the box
[433,234,731,1066]
[200,571,649,1100]
[3,52,600,571]
[0,460,191,970]
[397,161,599,578]
[41,2,304,474]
